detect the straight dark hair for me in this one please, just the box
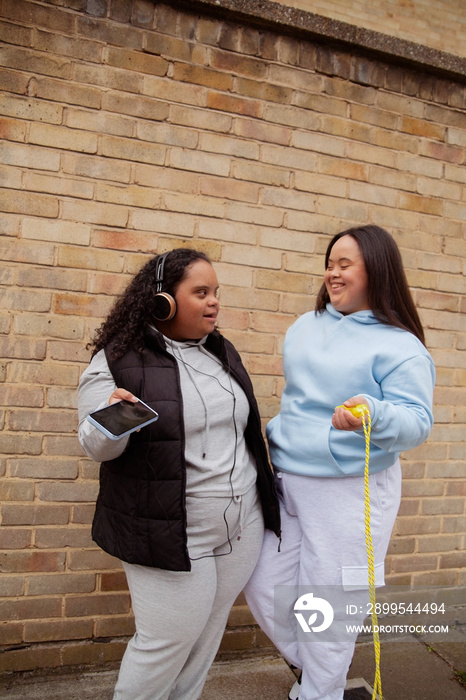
[315,225,426,345]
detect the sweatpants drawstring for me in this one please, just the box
[234,494,243,540]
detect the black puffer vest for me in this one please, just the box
[91,327,280,571]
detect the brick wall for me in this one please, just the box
[0,0,465,674]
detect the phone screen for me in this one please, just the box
[87,399,158,439]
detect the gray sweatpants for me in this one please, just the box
[113,485,264,700]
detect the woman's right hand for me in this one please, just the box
[332,396,368,431]
[108,388,138,405]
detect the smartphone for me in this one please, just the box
[87,398,159,440]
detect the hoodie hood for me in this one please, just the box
[326,302,379,324]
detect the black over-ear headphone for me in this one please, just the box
[153,252,177,321]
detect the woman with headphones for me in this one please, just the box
[78,248,281,700]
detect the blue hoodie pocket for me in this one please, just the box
[267,413,346,476]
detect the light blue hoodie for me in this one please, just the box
[266,304,435,477]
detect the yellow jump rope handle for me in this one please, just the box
[336,403,382,700]
[335,403,367,417]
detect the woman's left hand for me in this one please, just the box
[332,395,369,431]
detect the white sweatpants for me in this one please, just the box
[113,485,264,700]
[244,463,402,700]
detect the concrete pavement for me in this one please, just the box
[0,628,465,699]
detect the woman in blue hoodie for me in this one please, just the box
[245,225,435,700]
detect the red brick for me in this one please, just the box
[24,618,93,643]
[100,571,129,592]
[0,645,62,673]
[65,593,130,618]
[0,596,62,622]
[0,551,66,574]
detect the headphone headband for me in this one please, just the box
[155,252,169,293]
[153,252,176,321]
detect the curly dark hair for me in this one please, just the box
[89,248,211,359]
[315,224,426,345]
